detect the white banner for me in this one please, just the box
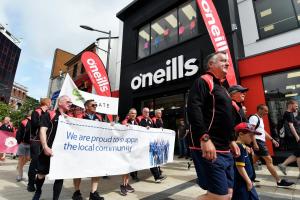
[48,116,175,180]
[58,74,119,115]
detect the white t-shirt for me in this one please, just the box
[249,115,265,142]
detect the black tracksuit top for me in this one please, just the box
[187,73,235,151]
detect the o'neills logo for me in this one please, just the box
[86,58,109,92]
[81,51,111,97]
[199,0,228,51]
[196,0,237,85]
[131,55,198,90]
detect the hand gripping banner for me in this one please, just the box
[81,51,113,121]
[196,0,237,85]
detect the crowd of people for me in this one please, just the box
[187,51,298,200]
[1,51,300,200]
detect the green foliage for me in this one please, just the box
[0,96,39,128]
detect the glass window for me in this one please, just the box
[293,0,300,24]
[80,64,85,74]
[254,0,299,38]
[138,25,150,59]
[72,64,78,78]
[263,68,300,151]
[151,9,178,54]
[178,0,199,42]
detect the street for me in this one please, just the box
[0,156,299,200]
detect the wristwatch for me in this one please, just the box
[201,134,210,142]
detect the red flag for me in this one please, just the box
[81,51,113,121]
[196,0,237,85]
[0,130,18,154]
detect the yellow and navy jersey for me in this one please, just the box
[234,143,254,183]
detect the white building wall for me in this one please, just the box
[237,0,300,57]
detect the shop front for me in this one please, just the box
[239,44,300,157]
[117,0,243,132]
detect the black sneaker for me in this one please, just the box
[27,185,36,192]
[72,190,83,200]
[32,191,41,200]
[89,191,104,200]
[120,185,127,196]
[155,175,167,183]
[277,179,295,188]
[125,184,135,193]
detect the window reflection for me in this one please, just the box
[151,9,178,54]
[138,25,150,59]
[263,69,300,151]
[178,0,198,42]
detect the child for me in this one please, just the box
[232,122,261,200]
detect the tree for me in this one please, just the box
[0,96,39,128]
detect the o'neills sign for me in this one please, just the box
[131,55,198,90]
[81,51,111,97]
[196,0,237,85]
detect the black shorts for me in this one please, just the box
[36,151,50,175]
[293,142,300,157]
[254,139,269,157]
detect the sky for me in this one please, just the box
[0,0,132,100]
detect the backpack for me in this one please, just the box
[248,114,260,130]
[277,116,293,139]
[16,118,29,144]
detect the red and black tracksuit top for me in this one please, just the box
[187,72,235,151]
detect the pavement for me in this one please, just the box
[0,156,300,200]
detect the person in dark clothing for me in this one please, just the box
[27,98,51,192]
[278,100,300,178]
[152,109,163,128]
[72,99,104,200]
[0,116,14,132]
[229,84,259,182]
[16,110,33,182]
[137,107,166,183]
[187,51,240,200]
[0,116,14,161]
[32,95,72,200]
[177,119,188,158]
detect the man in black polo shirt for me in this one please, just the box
[278,100,300,177]
[27,98,52,192]
[32,95,72,200]
[72,99,104,200]
[137,107,166,183]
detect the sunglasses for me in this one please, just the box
[91,104,98,107]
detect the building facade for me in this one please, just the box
[117,0,244,131]
[0,24,21,103]
[237,0,300,156]
[9,82,28,109]
[47,48,74,105]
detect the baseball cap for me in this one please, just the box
[234,122,262,135]
[228,85,249,94]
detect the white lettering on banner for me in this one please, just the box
[200,0,228,52]
[48,116,175,180]
[131,55,198,90]
[58,74,119,115]
[86,58,109,92]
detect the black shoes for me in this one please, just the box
[155,175,167,183]
[277,179,295,188]
[27,185,36,192]
[72,190,83,200]
[89,191,104,200]
[120,184,135,196]
[32,191,41,200]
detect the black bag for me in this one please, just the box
[15,129,24,144]
[277,117,293,139]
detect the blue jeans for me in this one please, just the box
[178,137,187,156]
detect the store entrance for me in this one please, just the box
[140,93,188,154]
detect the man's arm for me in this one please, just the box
[264,131,279,147]
[40,127,52,156]
[288,123,300,142]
